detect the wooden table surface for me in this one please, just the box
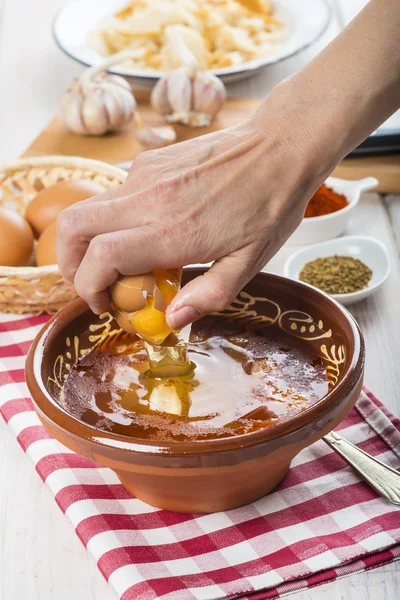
[0,1,399,599]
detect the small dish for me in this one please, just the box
[288,177,378,246]
[52,0,332,87]
[284,235,390,306]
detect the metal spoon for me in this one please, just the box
[323,431,400,505]
[239,405,400,504]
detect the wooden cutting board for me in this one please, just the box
[23,89,400,193]
[22,90,260,165]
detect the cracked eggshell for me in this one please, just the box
[153,286,167,312]
[110,307,137,335]
[110,273,156,313]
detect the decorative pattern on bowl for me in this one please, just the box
[48,290,346,395]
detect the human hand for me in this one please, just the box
[57,84,335,330]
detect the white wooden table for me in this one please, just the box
[0,1,399,599]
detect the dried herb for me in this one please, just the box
[299,255,372,294]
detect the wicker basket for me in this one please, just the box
[0,156,127,314]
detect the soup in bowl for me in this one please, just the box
[26,269,364,513]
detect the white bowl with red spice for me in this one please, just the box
[288,176,379,246]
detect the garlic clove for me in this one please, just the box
[102,75,136,113]
[136,124,177,148]
[101,79,136,130]
[166,66,193,123]
[81,88,111,136]
[59,88,87,135]
[119,90,137,124]
[101,87,124,130]
[193,72,227,120]
[134,112,176,148]
[151,77,172,116]
[107,73,133,92]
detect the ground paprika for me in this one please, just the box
[304,184,348,218]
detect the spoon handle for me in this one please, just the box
[323,431,400,505]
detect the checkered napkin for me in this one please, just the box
[1,312,400,600]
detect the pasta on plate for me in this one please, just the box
[88,0,286,73]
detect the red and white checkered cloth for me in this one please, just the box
[1,312,399,600]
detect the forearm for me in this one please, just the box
[258,0,400,178]
[57,0,400,321]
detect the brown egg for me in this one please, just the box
[26,179,105,238]
[35,220,58,266]
[110,274,156,313]
[0,207,34,267]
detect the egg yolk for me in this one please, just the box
[129,269,180,345]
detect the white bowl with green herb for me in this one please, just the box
[288,177,379,246]
[284,235,390,305]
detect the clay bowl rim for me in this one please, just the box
[26,270,364,456]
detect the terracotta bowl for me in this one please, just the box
[26,269,365,513]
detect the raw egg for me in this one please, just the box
[35,220,57,266]
[25,179,105,238]
[0,207,34,267]
[110,269,181,345]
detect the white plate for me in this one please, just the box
[53,0,332,86]
[284,236,390,305]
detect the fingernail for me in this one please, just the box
[168,306,200,330]
[91,301,109,316]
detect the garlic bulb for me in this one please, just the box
[151,40,226,127]
[59,51,137,136]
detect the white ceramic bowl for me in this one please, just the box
[287,177,379,246]
[284,235,390,306]
[53,0,332,87]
